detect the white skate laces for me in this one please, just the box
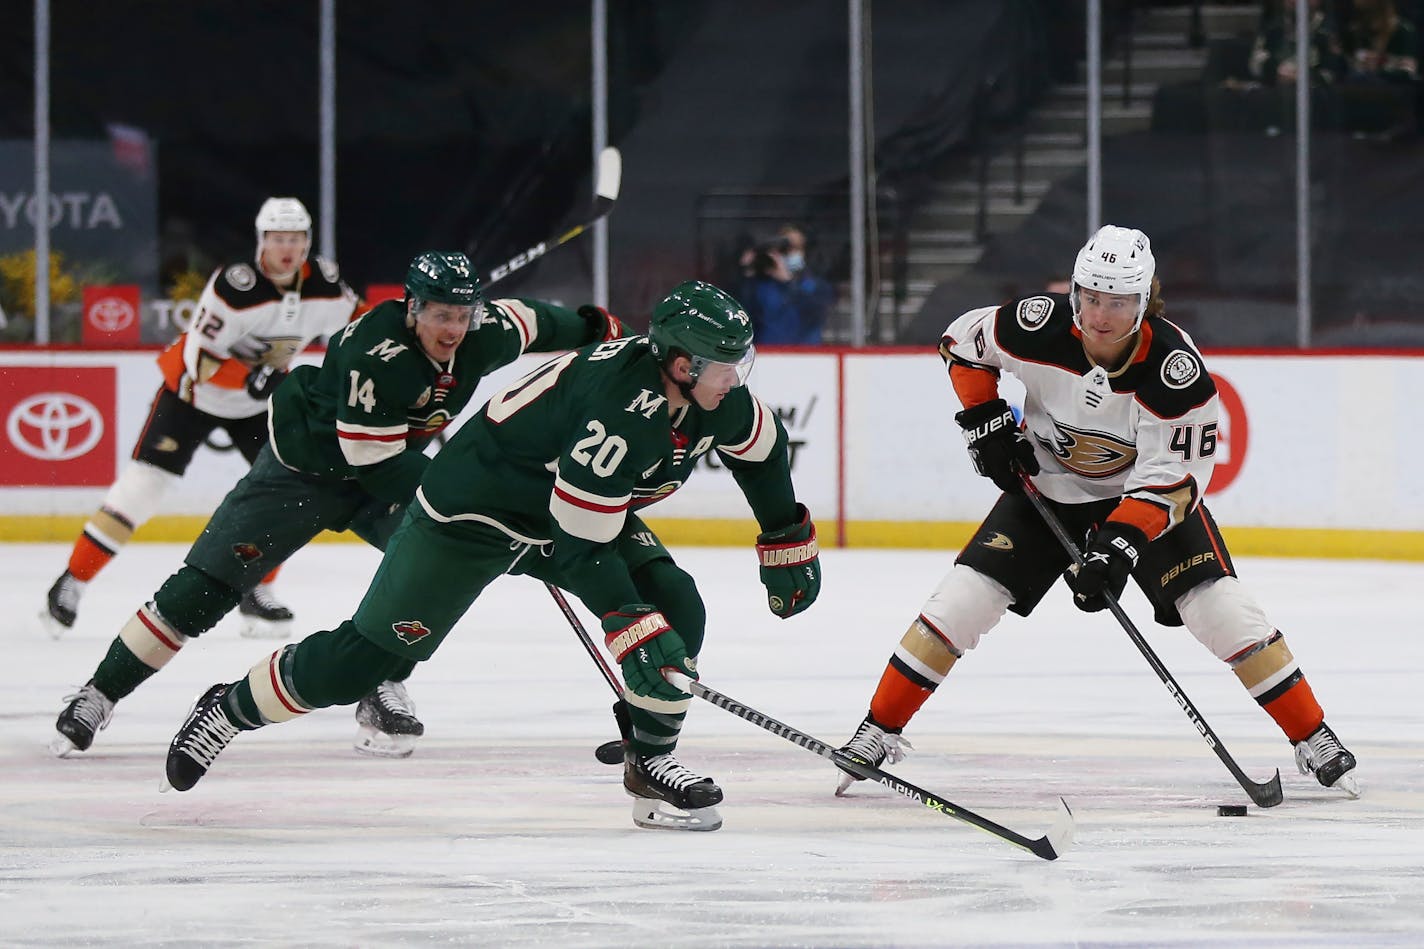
[835,716,911,796]
[50,682,116,757]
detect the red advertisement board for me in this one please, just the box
[0,366,117,486]
[82,285,143,346]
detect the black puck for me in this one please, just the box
[1216,804,1248,817]
[595,739,625,765]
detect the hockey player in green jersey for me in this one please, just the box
[164,280,823,832]
[53,250,624,760]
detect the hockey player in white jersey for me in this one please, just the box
[41,197,359,640]
[836,225,1359,800]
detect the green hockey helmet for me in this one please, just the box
[404,251,484,324]
[648,280,755,385]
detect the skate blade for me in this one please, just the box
[353,725,417,759]
[629,797,722,832]
[38,609,71,641]
[834,769,859,797]
[239,617,293,640]
[1331,772,1362,799]
[48,734,81,758]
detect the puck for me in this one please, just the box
[1216,804,1248,817]
[595,738,626,765]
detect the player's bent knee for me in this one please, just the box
[919,565,1011,653]
[1175,576,1274,660]
[635,559,706,653]
[291,622,409,708]
[153,566,243,638]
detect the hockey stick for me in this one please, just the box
[1018,473,1284,808]
[484,147,622,287]
[662,669,1074,861]
[544,582,631,765]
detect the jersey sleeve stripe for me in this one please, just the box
[339,435,406,467]
[552,474,632,511]
[719,395,776,462]
[337,421,408,440]
[550,474,630,543]
[494,299,537,351]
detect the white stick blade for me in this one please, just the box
[595,147,622,201]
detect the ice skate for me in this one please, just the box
[164,684,240,792]
[40,571,86,639]
[51,680,115,757]
[624,751,723,831]
[238,584,294,639]
[353,680,424,758]
[834,713,911,796]
[1293,722,1360,798]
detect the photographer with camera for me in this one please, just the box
[738,225,834,345]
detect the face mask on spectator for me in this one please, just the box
[784,251,805,274]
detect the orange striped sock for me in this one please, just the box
[868,662,937,731]
[1261,677,1324,743]
[67,535,114,582]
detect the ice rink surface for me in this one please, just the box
[2,541,1422,947]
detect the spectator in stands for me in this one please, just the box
[1337,0,1419,136]
[739,225,835,345]
[1344,0,1419,82]
[1250,0,1347,85]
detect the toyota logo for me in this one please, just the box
[6,392,105,461]
[88,296,137,332]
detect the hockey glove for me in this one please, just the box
[756,504,821,618]
[955,398,1039,494]
[245,364,289,400]
[602,605,695,703]
[1064,521,1148,612]
[578,304,625,342]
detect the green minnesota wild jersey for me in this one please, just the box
[416,335,796,603]
[269,296,601,505]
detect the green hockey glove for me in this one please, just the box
[756,504,822,618]
[602,605,695,702]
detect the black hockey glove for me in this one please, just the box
[756,504,821,618]
[955,398,1039,494]
[245,364,289,400]
[578,304,625,342]
[1064,521,1148,613]
[602,605,695,703]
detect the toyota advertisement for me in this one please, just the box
[1,364,116,486]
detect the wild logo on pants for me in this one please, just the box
[393,620,432,645]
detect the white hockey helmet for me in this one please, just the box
[254,197,312,270]
[1070,225,1155,332]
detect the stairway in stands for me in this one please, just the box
[866,3,1260,342]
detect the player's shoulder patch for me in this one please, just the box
[1135,320,1216,417]
[1014,295,1055,332]
[1160,348,1202,389]
[223,263,257,292]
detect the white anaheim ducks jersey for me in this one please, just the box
[943,292,1219,532]
[177,257,358,419]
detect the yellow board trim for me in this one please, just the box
[4,516,1424,561]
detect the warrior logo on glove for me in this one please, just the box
[755,504,822,618]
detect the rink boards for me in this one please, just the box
[3,346,1423,558]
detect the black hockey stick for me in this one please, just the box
[662,670,1074,861]
[544,582,631,765]
[484,147,622,287]
[1019,473,1284,808]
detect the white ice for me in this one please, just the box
[2,541,1422,947]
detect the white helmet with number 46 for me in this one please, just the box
[1070,224,1155,333]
